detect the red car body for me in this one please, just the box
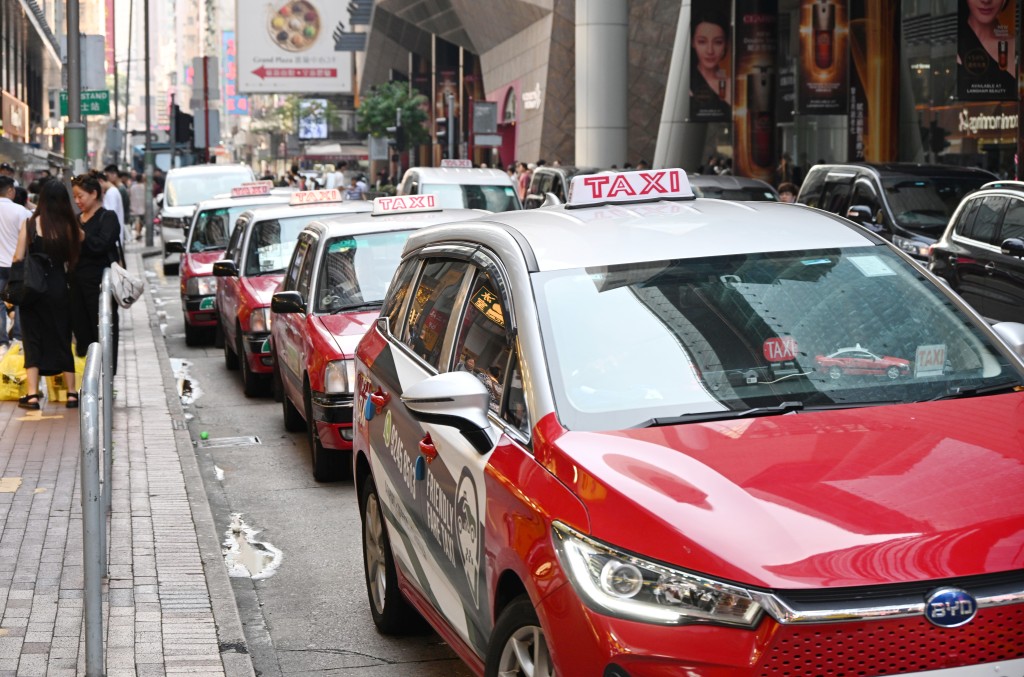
[815,347,911,379]
[219,274,282,376]
[179,251,222,328]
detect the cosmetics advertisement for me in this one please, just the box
[798,0,849,114]
[957,0,1018,101]
[848,0,899,161]
[689,1,733,122]
[733,0,778,180]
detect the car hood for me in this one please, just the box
[241,274,284,306]
[316,311,379,356]
[183,251,223,277]
[543,395,1024,589]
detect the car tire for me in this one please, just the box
[828,366,842,380]
[239,330,266,397]
[305,384,346,482]
[886,366,901,380]
[484,595,553,677]
[281,375,305,432]
[360,477,416,634]
[271,357,284,403]
[184,321,202,347]
[223,328,239,371]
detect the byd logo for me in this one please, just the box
[925,588,977,628]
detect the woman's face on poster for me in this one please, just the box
[693,22,727,71]
[966,0,1003,25]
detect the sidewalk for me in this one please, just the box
[0,245,254,676]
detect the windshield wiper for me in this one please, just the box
[329,300,383,314]
[636,399,907,428]
[928,380,1023,402]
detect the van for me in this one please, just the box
[796,163,995,259]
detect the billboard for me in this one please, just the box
[237,0,353,94]
[732,0,778,181]
[688,1,732,122]
[957,0,1017,101]
[798,0,849,114]
[298,99,328,139]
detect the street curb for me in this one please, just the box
[137,250,257,677]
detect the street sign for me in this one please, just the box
[194,110,220,149]
[59,90,111,116]
[474,134,502,147]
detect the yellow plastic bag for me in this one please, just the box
[47,350,87,401]
[0,343,27,401]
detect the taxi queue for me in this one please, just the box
[172,168,1024,677]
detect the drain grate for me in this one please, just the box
[199,436,261,448]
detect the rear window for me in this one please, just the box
[883,177,989,232]
[166,169,254,206]
[244,215,312,276]
[190,206,251,252]
[692,186,778,201]
[421,183,521,212]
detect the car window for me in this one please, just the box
[420,183,520,211]
[295,235,318,302]
[244,214,311,276]
[403,259,471,370]
[953,199,981,238]
[314,230,412,313]
[381,261,420,334]
[505,353,531,435]
[189,208,231,253]
[284,235,312,293]
[999,199,1024,241]
[796,170,826,207]
[165,170,253,206]
[820,181,852,215]
[850,182,882,216]
[963,196,1006,245]
[225,215,248,262]
[883,177,990,230]
[451,270,511,415]
[552,175,568,202]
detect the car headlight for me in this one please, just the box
[892,235,931,258]
[324,359,355,394]
[552,522,762,627]
[186,275,217,296]
[249,307,271,333]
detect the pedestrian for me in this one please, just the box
[70,172,121,373]
[99,167,126,243]
[778,182,798,203]
[0,176,32,352]
[11,179,80,409]
[13,186,34,211]
[343,175,365,200]
[637,159,650,170]
[0,162,19,187]
[129,171,147,240]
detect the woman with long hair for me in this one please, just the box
[12,179,81,409]
[688,9,731,120]
[70,171,121,372]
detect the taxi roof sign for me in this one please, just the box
[439,159,473,168]
[566,168,694,209]
[290,188,344,206]
[372,194,442,216]
[231,182,273,198]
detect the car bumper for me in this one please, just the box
[537,584,1024,676]
[242,333,273,374]
[310,391,353,450]
[182,295,217,326]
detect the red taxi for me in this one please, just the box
[353,169,1024,676]
[213,189,371,396]
[166,182,291,345]
[270,195,488,481]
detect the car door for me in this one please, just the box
[277,233,318,404]
[986,196,1024,323]
[951,195,1007,319]
[218,216,249,348]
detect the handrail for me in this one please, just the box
[100,268,114,560]
[80,342,104,676]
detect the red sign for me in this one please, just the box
[290,189,342,206]
[567,169,694,206]
[252,66,339,80]
[231,184,272,197]
[763,337,798,362]
[372,194,439,215]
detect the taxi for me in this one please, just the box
[353,169,1024,676]
[270,195,488,482]
[213,189,371,396]
[166,182,292,345]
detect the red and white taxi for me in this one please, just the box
[270,195,488,482]
[213,189,371,396]
[166,182,291,345]
[353,169,1024,676]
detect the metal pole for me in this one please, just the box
[203,56,211,163]
[447,93,455,161]
[65,0,87,175]
[100,269,114,559]
[124,0,133,167]
[143,0,154,246]
[80,342,104,677]
[112,0,119,143]
[169,93,177,169]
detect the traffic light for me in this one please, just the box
[436,116,448,158]
[386,124,406,152]
[174,106,194,145]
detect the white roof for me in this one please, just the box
[403,167,516,187]
[313,208,489,239]
[193,194,292,213]
[239,200,373,223]
[406,200,879,272]
[165,163,254,179]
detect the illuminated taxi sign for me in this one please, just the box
[371,194,441,216]
[566,168,694,208]
[440,159,472,168]
[231,181,273,197]
[290,188,343,206]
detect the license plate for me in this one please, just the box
[907,658,1024,676]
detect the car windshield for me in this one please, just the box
[189,205,251,253]
[165,170,254,206]
[421,183,521,212]
[533,246,1020,431]
[693,186,778,201]
[314,231,413,313]
[883,177,988,231]
[244,215,311,276]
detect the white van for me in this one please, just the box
[397,166,521,212]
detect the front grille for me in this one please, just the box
[776,570,1024,605]
[756,606,1024,676]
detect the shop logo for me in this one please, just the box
[522,82,543,110]
[958,109,1018,135]
[924,588,977,628]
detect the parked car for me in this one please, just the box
[689,174,779,201]
[398,166,521,211]
[270,195,489,481]
[814,345,911,380]
[159,163,255,274]
[213,190,371,396]
[929,181,1024,323]
[797,162,996,259]
[523,166,601,208]
[351,168,1024,676]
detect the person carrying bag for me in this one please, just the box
[2,246,51,307]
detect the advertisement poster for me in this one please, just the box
[733,0,778,181]
[688,1,733,122]
[298,99,328,139]
[237,0,353,94]
[798,0,849,114]
[957,0,1017,101]
[847,0,867,161]
[222,31,249,115]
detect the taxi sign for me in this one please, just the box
[371,194,441,216]
[566,168,694,209]
[231,183,273,197]
[440,159,473,168]
[290,189,343,206]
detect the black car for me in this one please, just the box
[930,182,1024,323]
[523,166,601,208]
[797,163,996,259]
[689,174,779,201]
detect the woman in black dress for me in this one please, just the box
[13,179,81,409]
[70,172,120,372]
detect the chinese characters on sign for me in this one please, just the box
[222,31,250,115]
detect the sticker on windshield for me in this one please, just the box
[849,255,897,277]
[328,239,356,253]
[915,344,946,377]
[763,337,798,362]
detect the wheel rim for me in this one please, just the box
[887,366,899,379]
[828,366,842,380]
[363,493,387,614]
[497,625,553,677]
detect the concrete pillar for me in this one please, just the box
[653,0,707,171]
[575,0,628,168]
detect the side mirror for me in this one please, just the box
[213,260,238,277]
[541,191,563,207]
[401,371,496,454]
[991,322,1024,360]
[164,240,186,254]
[1000,238,1024,257]
[271,291,304,314]
[847,205,874,224]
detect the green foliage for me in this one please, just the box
[356,81,429,147]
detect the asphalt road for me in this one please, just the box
[146,256,473,677]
